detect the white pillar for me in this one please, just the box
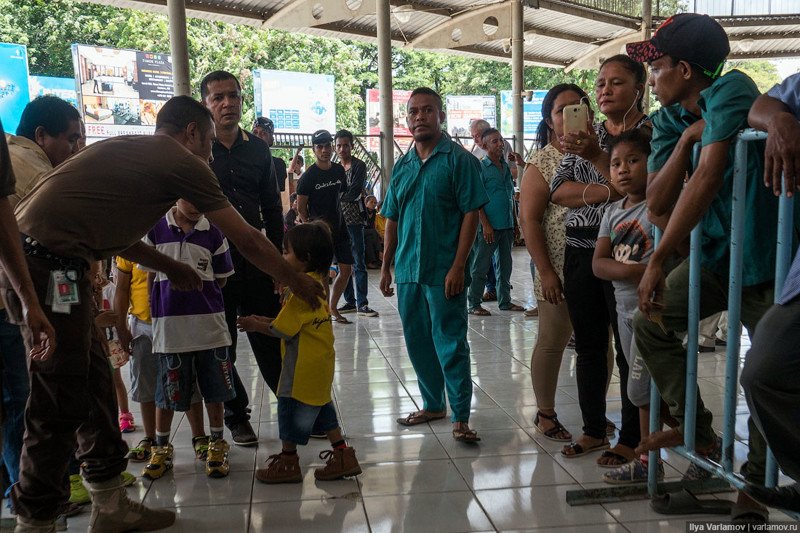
[167,0,191,96]
[377,0,395,187]
[511,0,524,155]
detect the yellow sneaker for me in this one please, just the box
[206,439,230,478]
[142,444,173,480]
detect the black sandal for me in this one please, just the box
[534,411,572,442]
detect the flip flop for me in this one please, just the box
[503,304,525,311]
[561,440,610,459]
[650,489,733,515]
[333,316,352,324]
[597,450,633,468]
[396,411,447,426]
[468,306,491,316]
[453,428,481,443]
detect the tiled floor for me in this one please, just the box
[15,248,798,531]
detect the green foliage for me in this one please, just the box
[724,60,781,94]
[0,0,601,133]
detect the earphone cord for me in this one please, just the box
[622,90,640,133]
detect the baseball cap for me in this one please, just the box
[253,116,274,133]
[626,13,730,79]
[311,129,333,145]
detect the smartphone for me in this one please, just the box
[563,104,590,136]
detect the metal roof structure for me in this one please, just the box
[80,0,800,70]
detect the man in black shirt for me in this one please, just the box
[201,70,284,446]
[296,129,354,323]
[252,116,292,194]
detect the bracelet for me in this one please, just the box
[582,183,611,208]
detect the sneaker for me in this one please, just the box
[126,437,154,462]
[357,306,379,317]
[314,447,362,481]
[193,435,210,461]
[229,421,258,447]
[683,434,722,481]
[141,444,173,480]
[337,303,357,314]
[119,411,135,433]
[256,453,302,484]
[602,459,664,485]
[121,471,136,487]
[68,474,91,505]
[309,431,327,439]
[206,439,231,478]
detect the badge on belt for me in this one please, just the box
[46,269,80,313]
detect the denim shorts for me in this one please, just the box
[278,397,339,445]
[155,346,236,411]
[128,316,157,403]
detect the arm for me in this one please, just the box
[259,149,284,248]
[379,218,398,297]
[551,181,622,208]
[341,161,366,203]
[113,266,133,353]
[297,195,311,223]
[478,208,494,244]
[638,140,730,316]
[118,241,201,292]
[647,120,705,216]
[445,209,479,299]
[216,277,227,289]
[518,164,563,304]
[592,236,647,283]
[205,205,324,308]
[0,197,55,360]
[748,93,800,197]
[236,315,273,335]
[560,123,611,179]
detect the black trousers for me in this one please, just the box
[563,246,640,447]
[222,276,282,428]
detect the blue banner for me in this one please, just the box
[500,90,547,141]
[29,76,78,109]
[0,43,30,134]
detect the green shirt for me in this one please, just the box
[648,69,779,286]
[382,133,488,285]
[479,156,515,231]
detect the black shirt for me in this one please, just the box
[210,128,283,279]
[297,162,346,233]
[273,156,288,192]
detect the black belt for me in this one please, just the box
[20,234,89,279]
[566,226,600,241]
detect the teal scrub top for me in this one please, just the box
[479,156,515,231]
[648,69,780,287]
[382,133,489,285]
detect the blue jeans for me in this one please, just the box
[0,309,30,498]
[343,224,369,309]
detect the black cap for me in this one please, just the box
[626,14,730,79]
[253,116,274,133]
[311,129,333,145]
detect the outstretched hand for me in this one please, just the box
[166,262,202,291]
[287,271,325,309]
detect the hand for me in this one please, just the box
[166,262,202,291]
[561,122,601,160]
[681,119,706,145]
[483,226,495,244]
[118,326,133,355]
[444,265,465,299]
[287,271,324,309]
[637,261,666,319]
[508,152,525,166]
[379,267,394,297]
[765,113,800,197]
[94,309,118,328]
[236,315,272,333]
[24,302,55,361]
[540,269,565,305]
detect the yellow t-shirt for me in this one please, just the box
[269,272,334,406]
[115,257,151,323]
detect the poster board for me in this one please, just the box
[72,44,173,142]
[0,43,30,134]
[253,69,336,134]
[445,95,496,138]
[29,76,77,109]
[365,89,412,153]
[500,90,547,141]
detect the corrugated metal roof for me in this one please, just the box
[79,0,800,66]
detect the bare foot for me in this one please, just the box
[635,429,684,454]
[597,444,635,466]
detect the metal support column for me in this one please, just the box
[511,0,524,155]
[377,0,395,189]
[642,0,652,113]
[167,0,191,96]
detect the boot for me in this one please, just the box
[255,453,302,484]
[314,447,362,481]
[87,475,175,532]
[14,516,56,533]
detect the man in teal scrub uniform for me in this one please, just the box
[380,87,488,442]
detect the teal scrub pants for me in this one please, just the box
[397,282,473,422]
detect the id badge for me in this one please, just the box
[47,270,80,312]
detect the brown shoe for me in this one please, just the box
[314,447,362,481]
[256,453,302,484]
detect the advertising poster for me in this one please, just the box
[253,70,335,134]
[0,43,30,134]
[445,95,496,138]
[72,44,173,142]
[500,90,547,141]
[365,89,412,153]
[29,76,78,109]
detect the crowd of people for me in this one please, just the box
[0,11,798,533]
